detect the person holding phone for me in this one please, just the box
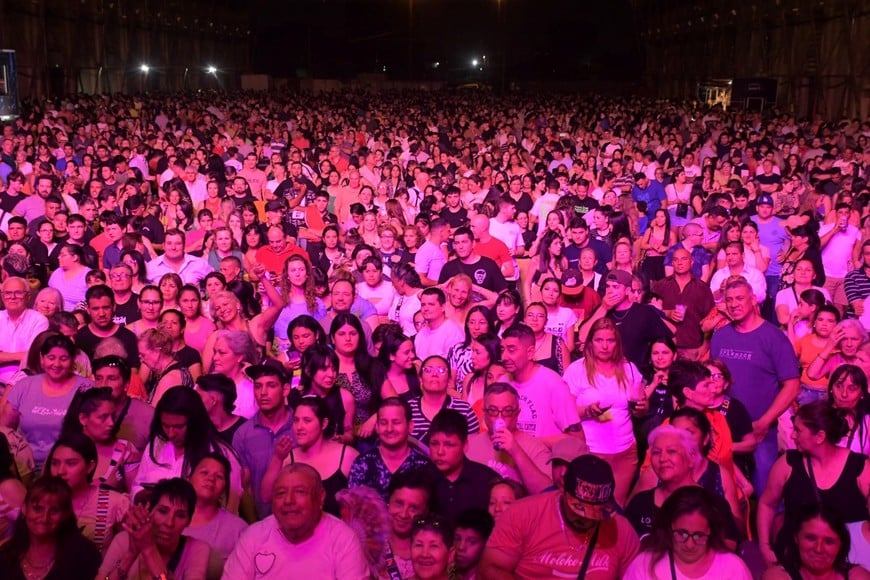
[565,318,647,507]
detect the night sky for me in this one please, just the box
[248,0,641,83]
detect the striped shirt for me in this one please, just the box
[409,396,480,445]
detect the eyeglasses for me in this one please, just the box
[110,273,131,280]
[485,406,518,418]
[672,529,710,544]
[1,291,26,299]
[422,366,448,376]
[140,300,162,306]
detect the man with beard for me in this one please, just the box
[481,455,639,579]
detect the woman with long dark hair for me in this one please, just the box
[293,344,355,443]
[178,284,216,353]
[45,432,128,553]
[330,313,394,441]
[624,486,751,579]
[261,396,358,518]
[131,386,243,513]
[637,208,674,283]
[758,401,870,565]
[0,476,101,579]
[829,365,870,455]
[60,387,139,493]
[378,330,421,401]
[446,305,492,391]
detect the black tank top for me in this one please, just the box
[776,450,869,555]
[535,334,563,374]
[289,445,349,517]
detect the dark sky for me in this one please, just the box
[249,0,641,83]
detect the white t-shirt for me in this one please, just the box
[414,318,465,360]
[223,514,368,580]
[564,359,642,454]
[511,365,581,438]
[819,223,862,278]
[544,306,579,344]
[415,240,446,282]
[530,193,561,235]
[623,550,752,580]
[357,281,397,316]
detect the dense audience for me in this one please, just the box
[0,88,867,578]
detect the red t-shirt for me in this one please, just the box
[475,237,512,268]
[486,491,639,579]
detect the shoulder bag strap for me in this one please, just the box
[576,523,601,579]
[668,550,678,580]
[805,455,823,503]
[93,487,111,550]
[383,541,404,580]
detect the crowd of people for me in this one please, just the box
[0,88,867,579]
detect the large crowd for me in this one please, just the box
[0,89,867,579]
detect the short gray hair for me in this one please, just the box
[648,424,701,470]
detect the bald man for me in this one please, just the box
[469,214,516,281]
[223,465,368,579]
[652,248,715,360]
[0,277,49,383]
[663,223,713,282]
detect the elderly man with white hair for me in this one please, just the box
[0,276,49,384]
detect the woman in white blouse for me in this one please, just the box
[131,386,244,514]
[564,318,645,507]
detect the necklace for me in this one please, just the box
[22,554,55,580]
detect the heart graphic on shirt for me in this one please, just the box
[255,551,276,575]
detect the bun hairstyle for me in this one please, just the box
[795,400,849,444]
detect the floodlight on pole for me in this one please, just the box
[140,64,150,73]
[206,65,217,75]
[471,59,479,67]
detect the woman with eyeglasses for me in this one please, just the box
[764,503,870,580]
[127,285,163,336]
[409,356,480,446]
[1,334,93,471]
[624,486,752,580]
[807,319,868,385]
